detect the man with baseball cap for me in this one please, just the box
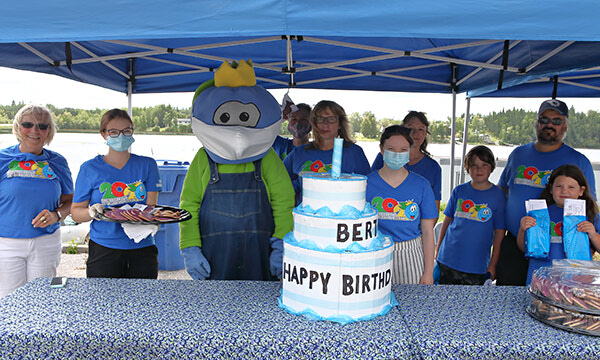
[495,99,596,286]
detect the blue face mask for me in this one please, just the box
[383,150,409,170]
[106,134,135,152]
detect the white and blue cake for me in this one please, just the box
[279,173,397,324]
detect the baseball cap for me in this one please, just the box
[538,99,568,117]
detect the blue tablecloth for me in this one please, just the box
[393,285,598,359]
[0,279,597,359]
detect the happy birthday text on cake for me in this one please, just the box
[282,262,391,295]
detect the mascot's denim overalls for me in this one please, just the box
[199,154,276,280]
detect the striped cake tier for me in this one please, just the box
[301,173,366,213]
[291,203,383,251]
[279,240,396,324]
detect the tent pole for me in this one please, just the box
[450,91,456,191]
[127,58,134,117]
[286,35,294,86]
[459,97,471,183]
[127,80,132,117]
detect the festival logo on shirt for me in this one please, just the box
[453,198,492,222]
[7,160,57,179]
[514,165,552,188]
[99,180,146,206]
[300,160,332,175]
[371,197,419,221]
[550,220,563,243]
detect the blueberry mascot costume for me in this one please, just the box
[179,60,294,280]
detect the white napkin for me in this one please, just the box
[121,223,160,243]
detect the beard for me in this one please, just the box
[536,126,561,145]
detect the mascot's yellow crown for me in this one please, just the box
[215,59,256,87]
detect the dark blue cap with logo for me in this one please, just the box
[538,99,568,117]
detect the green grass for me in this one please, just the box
[437,203,447,223]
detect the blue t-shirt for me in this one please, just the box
[366,171,438,242]
[526,204,600,285]
[0,144,73,238]
[283,141,371,196]
[371,153,441,201]
[272,136,296,161]
[437,182,506,274]
[498,142,596,236]
[73,154,162,250]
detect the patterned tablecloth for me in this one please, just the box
[393,285,599,359]
[0,279,596,359]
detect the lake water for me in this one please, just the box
[3,133,599,204]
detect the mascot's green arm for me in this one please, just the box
[261,149,294,239]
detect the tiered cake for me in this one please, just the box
[279,173,397,324]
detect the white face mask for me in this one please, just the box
[191,116,282,164]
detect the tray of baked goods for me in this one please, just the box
[528,260,600,315]
[98,204,192,224]
[527,298,600,337]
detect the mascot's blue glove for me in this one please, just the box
[269,237,284,279]
[181,246,211,280]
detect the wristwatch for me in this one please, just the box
[54,209,62,221]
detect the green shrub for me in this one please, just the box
[66,239,78,254]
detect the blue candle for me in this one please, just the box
[331,137,343,178]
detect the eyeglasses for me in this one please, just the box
[538,116,564,126]
[315,116,338,124]
[103,127,134,138]
[407,126,427,134]
[20,122,49,131]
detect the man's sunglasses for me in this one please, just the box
[20,122,50,130]
[538,116,564,126]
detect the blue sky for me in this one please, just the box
[2,67,599,122]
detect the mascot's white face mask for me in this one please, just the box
[191,60,283,164]
[191,116,282,163]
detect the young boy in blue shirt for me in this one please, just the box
[436,146,506,285]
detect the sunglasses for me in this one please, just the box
[538,116,564,126]
[20,121,50,130]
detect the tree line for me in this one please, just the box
[0,102,191,133]
[346,106,600,148]
[1,102,599,148]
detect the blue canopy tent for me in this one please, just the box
[469,68,600,98]
[2,0,600,188]
[3,0,600,96]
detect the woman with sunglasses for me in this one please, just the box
[71,109,162,279]
[283,100,370,200]
[0,105,73,297]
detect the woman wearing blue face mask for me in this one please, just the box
[71,109,162,279]
[371,111,442,217]
[366,125,437,285]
